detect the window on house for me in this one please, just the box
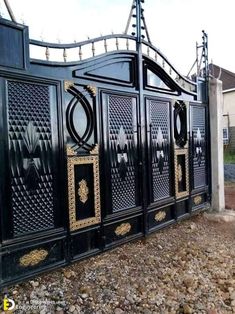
[223,127,229,145]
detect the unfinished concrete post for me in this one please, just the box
[209,77,225,212]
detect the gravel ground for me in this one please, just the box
[224,164,235,182]
[2,214,235,314]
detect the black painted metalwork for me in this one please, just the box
[104,93,139,213]
[147,99,172,202]
[7,81,56,236]
[174,101,187,148]
[191,105,206,189]
[0,0,210,288]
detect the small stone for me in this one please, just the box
[189,223,196,230]
[69,305,76,312]
[81,293,88,299]
[183,304,193,314]
[56,307,63,311]
[63,270,76,279]
[114,308,124,314]
[231,300,235,307]
[183,276,197,289]
[31,281,39,288]
[79,286,91,295]
[12,290,18,295]
[157,245,163,250]
[230,291,235,300]
[126,295,134,304]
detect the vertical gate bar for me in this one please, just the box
[92,42,95,57]
[63,48,67,62]
[0,77,14,240]
[155,51,157,62]
[45,47,50,61]
[116,38,119,50]
[79,46,82,60]
[136,0,148,235]
[104,39,108,53]
[203,31,211,202]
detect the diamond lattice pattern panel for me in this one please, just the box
[192,106,206,188]
[149,100,171,201]
[7,81,55,236]
[108,95,137,212]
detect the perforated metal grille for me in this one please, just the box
[7,81,55,236]
[149,100,171,201]
[108,95,137,211]
[192,106,206,188]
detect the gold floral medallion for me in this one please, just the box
[78,179,89,204]
[115,223,131,236]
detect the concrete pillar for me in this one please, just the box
[209,77,225,212]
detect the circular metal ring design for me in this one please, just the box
[174,101,187,147]
[66,89,94,150]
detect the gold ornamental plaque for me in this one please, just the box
[155,211,166,222]
[115,223,131,236]
[19,249,48,267]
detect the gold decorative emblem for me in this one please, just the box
[86,85,96,97]
[19,249,48,267]
[90,144,99,155]
[67,155,101,231]
[64,80,75,91]
[178,164,183,182]
[174,149,189,199]
[67,146,76,156]
[155,211,166,222]
[115,223,131,236]
[194,195,202,205]
[78,179,89,204]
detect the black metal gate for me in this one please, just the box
[0,1,210,288]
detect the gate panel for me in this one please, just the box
[146,98,172,203]
[103,93,139,213]
[6,80,61,237]
[64,83,102,260]
[191,105,207,189]
[101,92,142,248]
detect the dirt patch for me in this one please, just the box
[225,182,235,210]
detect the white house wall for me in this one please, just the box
[223,90,235,149]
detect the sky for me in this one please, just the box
[1,0,235,76]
